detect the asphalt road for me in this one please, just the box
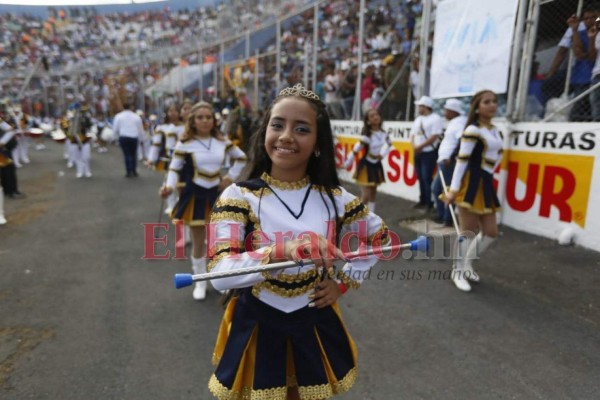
[1,141,599,399]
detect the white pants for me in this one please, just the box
[72,143,91,176]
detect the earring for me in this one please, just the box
[314,149,321,158]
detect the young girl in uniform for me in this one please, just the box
[343,108,391,212]
[160,102,246,301]
[206,84,392,399]
[443,90,502,292]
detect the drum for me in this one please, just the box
[39,123,53,133]
[100,127,114,142]
[86,124,98,140]
[27,128,45,138]
[51,129,67,143]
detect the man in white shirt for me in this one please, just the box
[410,96,444,210]
[113,102,144,177]
[431,99,467,226]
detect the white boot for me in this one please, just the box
[191,257,207,300]
[185,225,192,245]
[452,236,472,292]
[464,233,496,282]
[367,201,376,212]
[0,188,6,225]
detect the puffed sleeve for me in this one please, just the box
[335,187,391,289]
[207,184,273,291]
[449,125,480,192]
[165,141,185,189]
[148,124,164,163]
[224,140,247,181]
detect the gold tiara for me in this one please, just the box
[278,84,320,101]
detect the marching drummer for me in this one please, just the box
[64,104,94,178]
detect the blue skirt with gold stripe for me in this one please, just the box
[171,183,219,226]
[353,158,385,187]
[209,289,358,399]
[456,168,500,215]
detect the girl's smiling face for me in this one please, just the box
[265,97,317,182]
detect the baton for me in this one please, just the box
[174,236,429,289]
[438,170,461,237]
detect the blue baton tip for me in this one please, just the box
[174,274,194,289]
[410,236,429,252]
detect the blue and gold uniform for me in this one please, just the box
[206,173,390,399]
[449,123,503,214]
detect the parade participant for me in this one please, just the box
[410,95,444,211]
[159,102,247,301]
[15,110,31,165]
[147,104,181,213]
[65,104,94,178]
[60,113,76,168]
[206,84,391,399]
[113,102,144,177]
[136,110,151,162]
[0,112,25,199]
[431,99,467,226]
[343,108,391,212]
[179,99,193,134]
[443,90,502,292]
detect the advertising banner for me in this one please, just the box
[430,0,520,98]
[333,120,599,251]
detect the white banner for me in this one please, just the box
[430,0,519,98]
[333,120,600,252]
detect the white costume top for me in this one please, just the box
[165,136,246,189]
[346,130,392,165]
[208,173,391,313]
[450,124,503,192]
[148,122,185,162]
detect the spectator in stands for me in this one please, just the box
[382,53,409,120]
[542,6,598,121]
[587,13,600,121]
[340,63,357,119]
[323,63,345,119]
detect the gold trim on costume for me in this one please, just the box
[252,279,318,298]
[342,199,369,226]
[367,223,391,245]
[261,172,309,190]
[211,211,248,224]
[214,197,251,210]
[208,374,287,400]
[337,271,361,289]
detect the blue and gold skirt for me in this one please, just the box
[209,289,358,399]
[171,183,219,226]
[353,158,385,187]
[455,169,500,215]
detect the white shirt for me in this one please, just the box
[437,115,467,162]
[324,74,341,103]
[410,113,444,153]
[558,22,586,48]
[112,110,143,139]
